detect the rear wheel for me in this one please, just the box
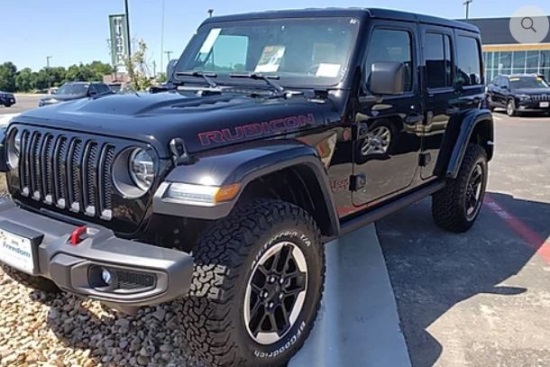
[432,144,488,233]
[181,199,325,367]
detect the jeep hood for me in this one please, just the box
[13,90,334,158]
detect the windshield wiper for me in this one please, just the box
[175,71,218,88]
[229,72,287,97]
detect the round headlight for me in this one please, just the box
[14,130,22,155]
[7,129,22,169]
[129,149,155,191]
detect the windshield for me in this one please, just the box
[57,83,89,95]
[174,17,360,88]
[510,76,549,89]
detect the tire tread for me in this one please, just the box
[182,198,324,367]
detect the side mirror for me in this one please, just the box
[167,59,178,80]
[368,62,405,95]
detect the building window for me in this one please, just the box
[512,51,526,74]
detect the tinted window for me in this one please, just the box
[456,35,482,86]
[95,84,111,93]
[425,33,453,89]
[365,28,413,91]
[509,75,549,89]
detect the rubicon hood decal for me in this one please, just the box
[198,113,316,146]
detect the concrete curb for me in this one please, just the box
[290,224,411,367]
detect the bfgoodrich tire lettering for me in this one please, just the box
[432,144,488,233]
[181,199,325,367]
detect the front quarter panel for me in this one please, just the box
[152,140,340,233]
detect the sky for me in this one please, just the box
[1,0,550,73]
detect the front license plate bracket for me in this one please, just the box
[0,220,44,275]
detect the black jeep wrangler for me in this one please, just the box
[0,8,492,367]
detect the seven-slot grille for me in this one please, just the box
[17,129,116,221]
[530,94,550,101]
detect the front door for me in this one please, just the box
[352,22,423,207]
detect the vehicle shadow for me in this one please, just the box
[40,296,205,367]
[376,191,550,367]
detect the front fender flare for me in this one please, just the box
[152,140,340,235]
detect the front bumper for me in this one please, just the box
[0,199,194,310]
[517,100,550,111]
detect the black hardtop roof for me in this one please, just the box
[201,7,479,33]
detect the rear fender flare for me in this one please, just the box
[436,109,494,179]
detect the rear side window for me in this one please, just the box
[424,33,453,89]
[456,35,482,86]
[365,28,414,91]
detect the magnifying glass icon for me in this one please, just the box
[521,17,537,32]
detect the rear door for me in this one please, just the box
[419,24,457,180]
[420,27,484,180]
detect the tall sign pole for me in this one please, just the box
[125,0,132,57]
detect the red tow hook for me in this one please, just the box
[70,226,88,246]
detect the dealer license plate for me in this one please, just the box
[0,228,35,274]
[540,101,549,108]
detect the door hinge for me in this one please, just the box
[419,152,432,167]
[349,174,367,192]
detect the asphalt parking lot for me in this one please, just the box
[0,94,42,116]
[379,110,550,366]
[0,104,549,366]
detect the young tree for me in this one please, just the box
[124,39,155,91]
[0,62,17,92]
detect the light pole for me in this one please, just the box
[165,51,173,65]
[46,56,52,89]
[160,0,166,76]
[464,0,473,20]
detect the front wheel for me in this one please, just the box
[507,99,517,117]
[182,199,325,367]
[432,144,488,233]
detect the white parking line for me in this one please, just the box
[290,224,411,367]
[492,114,502,121]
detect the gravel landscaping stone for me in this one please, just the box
[0,266,205,367]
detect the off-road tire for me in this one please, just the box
[432,144,488,233]
[181,199,325,367]
[1,265,61,293]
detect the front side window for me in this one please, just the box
[456,35,482,86]
[364,28,413,92]
[175,17,361,88]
